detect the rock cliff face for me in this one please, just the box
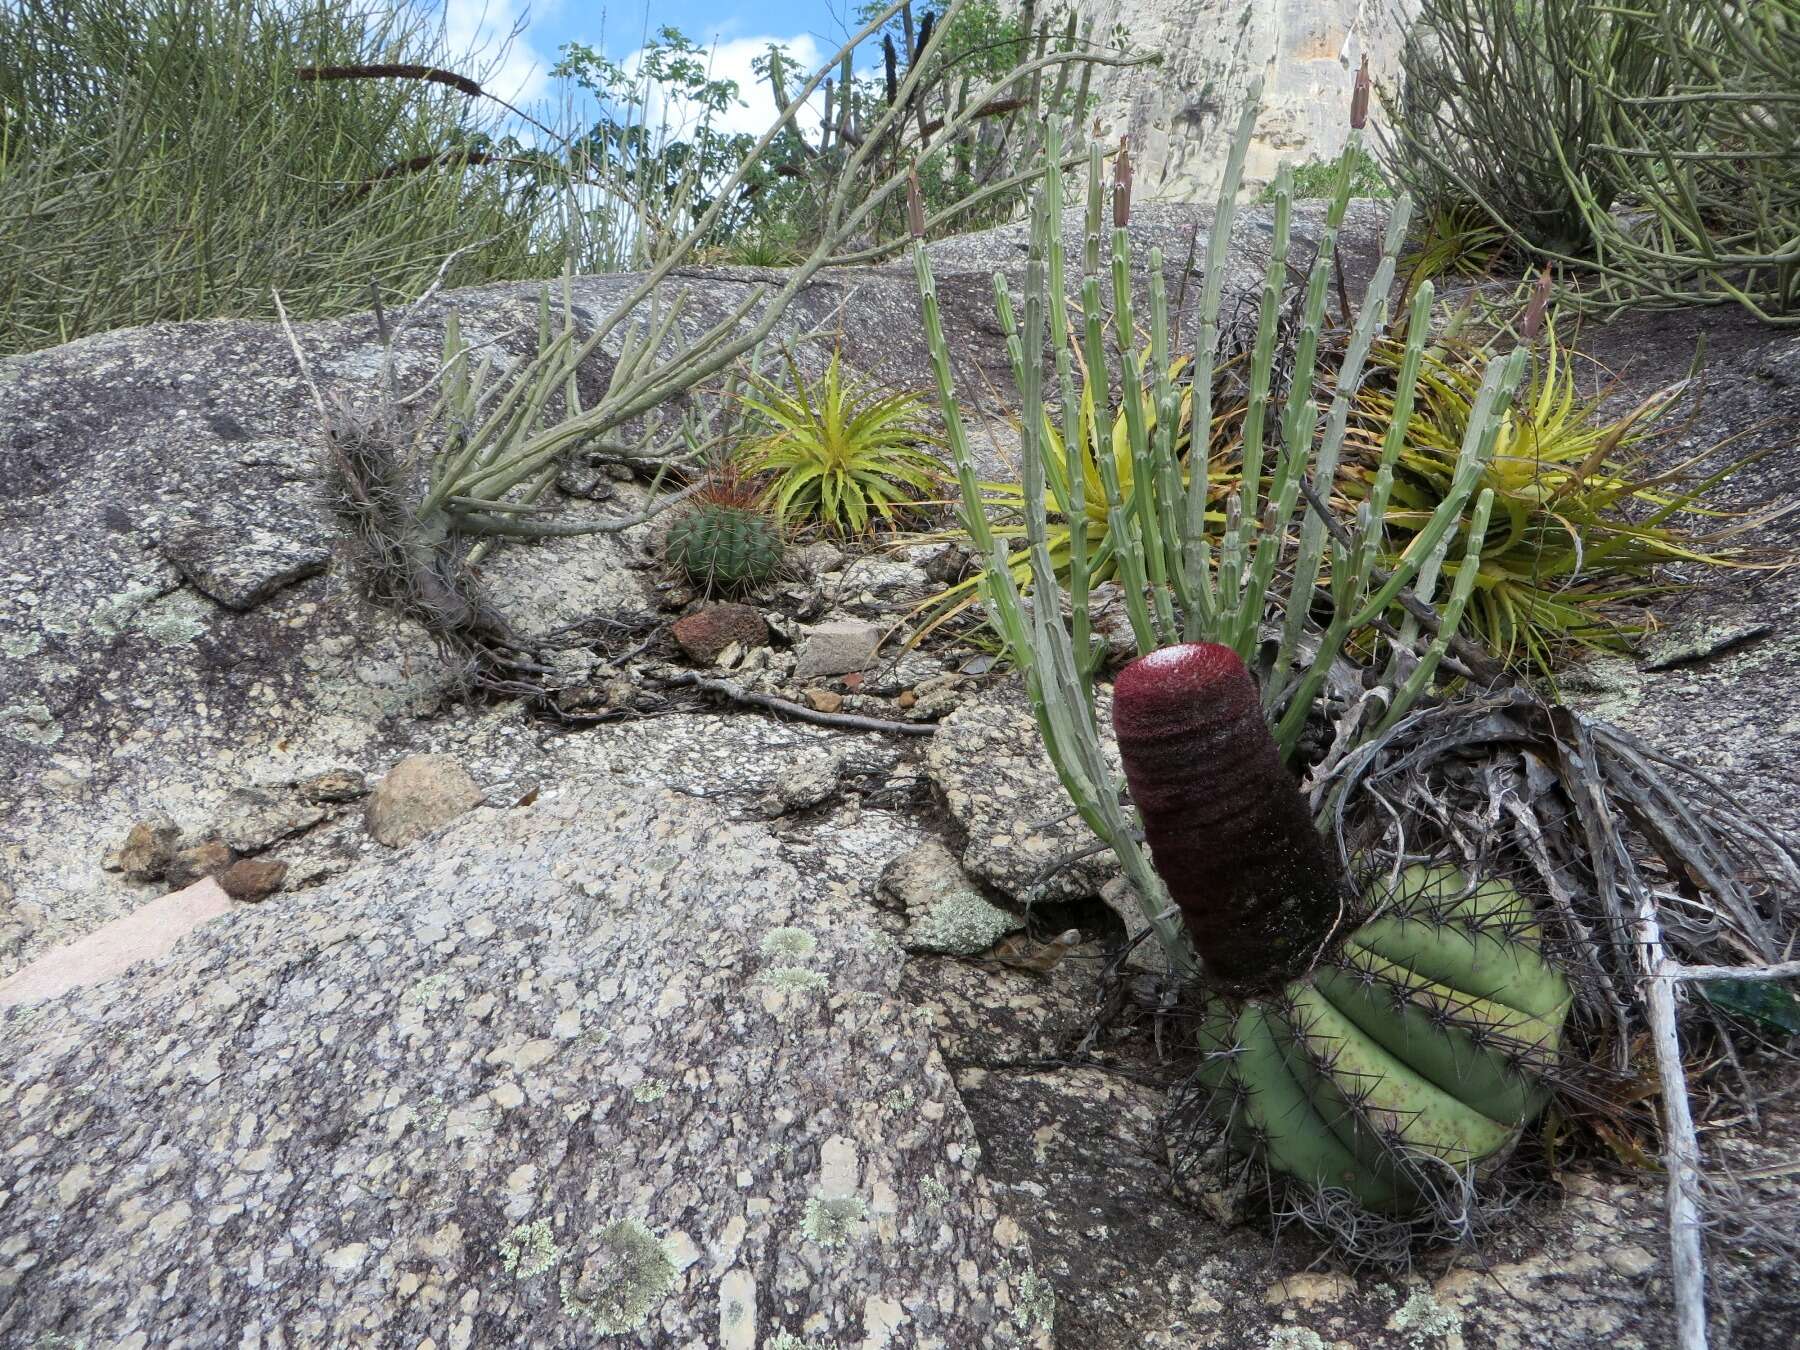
[1073,0,1419,197]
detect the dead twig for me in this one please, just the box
[658,672,937,736]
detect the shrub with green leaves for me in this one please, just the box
[1385,0,1800,323]
[910,354,1206,637]
[913,75,1528,974]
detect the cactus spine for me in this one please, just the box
[665,504,785,594]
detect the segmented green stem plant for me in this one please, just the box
[912,86,1528,975]
[300,0,1149,678]
[1386,0,1799,323]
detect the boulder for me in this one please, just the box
[111,816,179,883]
[0,783,1053,1347]
[925,683,1121,904]
[365,754,485,848]
[757,747,845,819]
[164,839,236,890]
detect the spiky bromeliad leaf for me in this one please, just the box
[1345,321,1770,675]
[737,349,945,535]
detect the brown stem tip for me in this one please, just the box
[1112,643,1347,991]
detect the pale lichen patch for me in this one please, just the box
[1014,1267,1055,1332]
[760,926,818,961]
[907,889,1017,955]
[1390,1289,1462,1346]
[558,1218,677,1336]
[761,966,828,995]
[498,1218,561,1280]
[401,973,449,1007]
[1,703,61,747]
[1266,1330,1327,1350]
[800,1194,868,1250]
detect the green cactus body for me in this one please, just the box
[1195,862,1571,1213]
[665,505,784,593]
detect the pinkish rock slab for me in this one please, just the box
[0,878,234,1008]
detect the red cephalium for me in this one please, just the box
[1112,642,1347,991]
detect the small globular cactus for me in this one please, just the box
[664,503,785,594]
[1114,642,1572,1213]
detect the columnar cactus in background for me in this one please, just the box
[911,79,1567,1227]
[1116,642,1570,1211]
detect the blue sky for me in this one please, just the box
[443,1,880,136]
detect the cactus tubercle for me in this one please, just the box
[1112,642,1345,992]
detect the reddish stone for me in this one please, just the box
[218,858,288,903]
[671,603,770,665]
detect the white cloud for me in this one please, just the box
[620,32,831,144]
[443,0,554,105]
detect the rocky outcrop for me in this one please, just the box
[0,198,1390,978]
[4,197,1799,1349]
[0,783,1054,1347]
[1073,0,1421,199]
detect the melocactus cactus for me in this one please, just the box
[664,503,785,594]
[1114,642,1572,1213]
[1113,643,1345,993]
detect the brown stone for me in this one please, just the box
[898,689,918,709]
[365,754,485,848]
[672,604,771,665]
[112,816,179,882]
[802,688,843,714]
[217,858,288,903]
[164,839,236,889]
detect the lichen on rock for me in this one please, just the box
[499,1218,562,1280]
[760,926,819,961]
[906,889,1019,956]
[800,1194,868,1250]
[559,1217,676,1335]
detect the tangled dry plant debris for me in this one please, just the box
[1311,688,1800,1338]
